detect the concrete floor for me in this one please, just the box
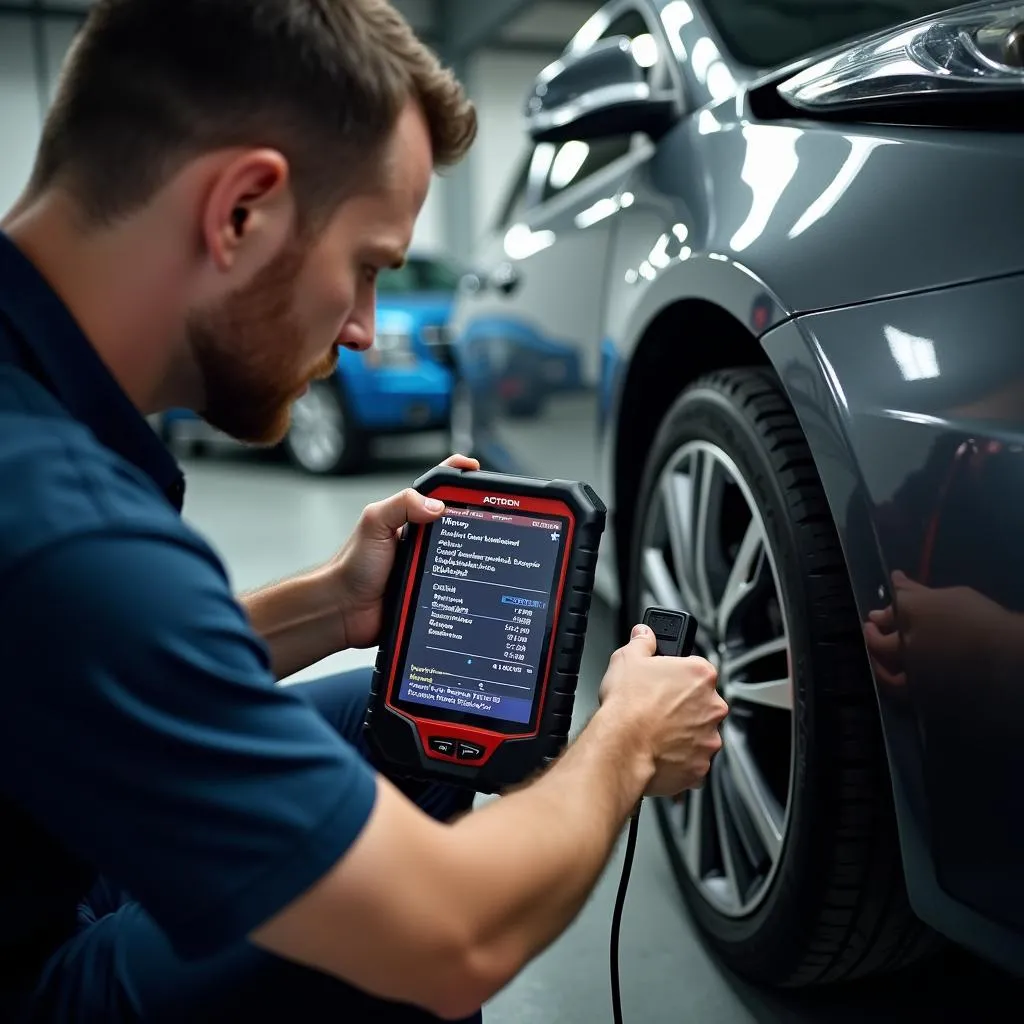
[179,443,1023,1023]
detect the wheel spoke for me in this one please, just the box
[660,470,701,613]
[716,517,764,638]
[709,762,742,910]
[642,439,796,920]
[722,722,784,863]
[723,635,788,676]
[726,676,792,710]
[692,450,718,620]
[641,549,682,610]
[682,786,705,877]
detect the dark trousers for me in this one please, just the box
[24,668,483,1023]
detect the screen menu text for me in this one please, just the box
[397,507,565,725]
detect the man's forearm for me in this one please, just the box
[248,697,660,1017]
[241,567,343,680]
[444,705,653,989]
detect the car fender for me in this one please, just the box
[600,252,790,542]
[761,280,1024,975]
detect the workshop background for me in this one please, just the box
[0,0,589,258]
[2,1,1023,1021]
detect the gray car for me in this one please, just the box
[449,0,1024,988]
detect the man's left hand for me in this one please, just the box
[329,453,480,650]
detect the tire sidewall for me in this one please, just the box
[627,376,831,964]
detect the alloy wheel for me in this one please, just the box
[639,440,794,918]
[288,383,346,474]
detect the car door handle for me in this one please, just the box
[488,262,522,296]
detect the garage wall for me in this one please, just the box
[0,14,78,215]
[414,46,557,257]
[0,14,555,258]
[467,48,552,241]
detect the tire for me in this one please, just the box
[627,367,937,987]
[284,379,367,476]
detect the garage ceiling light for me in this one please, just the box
[549,140,591,190]
[631,33,659,68]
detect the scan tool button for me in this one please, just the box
[457,742,485,761]
[428,738,457,757]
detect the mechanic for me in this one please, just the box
[0,2,728,1022]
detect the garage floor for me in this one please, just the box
[179,444,1023,1023]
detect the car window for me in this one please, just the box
[376,257,461,295]
[702,0,973,69]
[539,136,633,203]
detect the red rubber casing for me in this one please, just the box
[363,467,607,793]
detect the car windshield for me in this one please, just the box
[376,257,461,295]
[702,0,974,68]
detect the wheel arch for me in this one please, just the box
[611,298,773,596]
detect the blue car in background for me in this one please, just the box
[155,250,460,475]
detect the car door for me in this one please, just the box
[452,1,669,488]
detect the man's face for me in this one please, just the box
[187,101,434,445]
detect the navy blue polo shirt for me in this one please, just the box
[0,231,376,969]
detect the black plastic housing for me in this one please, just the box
[363,467,607,793]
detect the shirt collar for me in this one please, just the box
[0,231,185,512]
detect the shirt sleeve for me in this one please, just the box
[0,528,378,959]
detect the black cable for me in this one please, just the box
[610,804,642,1024]
[610,608,695,1022]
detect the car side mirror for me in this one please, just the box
[525,35,679,144]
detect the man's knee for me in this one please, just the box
[288,668,375,747]
[288,669,475,823]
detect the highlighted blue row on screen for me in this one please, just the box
[401,678,534,724]
[501,595,547,609]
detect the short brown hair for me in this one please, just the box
[30,0,477,230]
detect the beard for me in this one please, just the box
[185,239,339,446]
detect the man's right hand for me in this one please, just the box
[598,623,727,797]
[252,621,728,1019]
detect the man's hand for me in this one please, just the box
[253,622,728,1016]
[242,454,479,678]
[598,623,727,796]
[329,453,479,651]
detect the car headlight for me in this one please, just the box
[365,328,417,368]
[778,1,1024,111]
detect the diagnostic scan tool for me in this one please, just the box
[364,467,607,793]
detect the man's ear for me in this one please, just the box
[200,149,294,275]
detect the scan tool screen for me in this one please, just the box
[393,504,569,731]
